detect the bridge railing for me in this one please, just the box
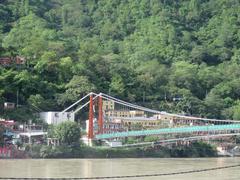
[95,124,240,139]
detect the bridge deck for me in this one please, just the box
[95,124,240,139]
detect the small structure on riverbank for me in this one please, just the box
[47,138,60,146]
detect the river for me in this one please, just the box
[0,158,239,179]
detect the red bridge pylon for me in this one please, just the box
[88,93,94,139]
[98,94,103,134]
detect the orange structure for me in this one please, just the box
[88,94,94,139]
[98,95,103,134]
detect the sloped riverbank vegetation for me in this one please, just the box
[28,142,217,158]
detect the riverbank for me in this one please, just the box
[27,142,217,158]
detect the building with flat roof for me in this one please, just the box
[105,110,131,118]
[102,100,115,111]
[39,111,74,125]
[4,102,15,110]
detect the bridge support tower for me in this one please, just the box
[98,95,103,134]
[88,93,94,146]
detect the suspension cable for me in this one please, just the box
[101,93,240,123]
[61,93,92,113]
[73,93,101,114]
[61,92,240,123]
[101,93,161,114]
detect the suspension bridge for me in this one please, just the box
[62,92,240,147]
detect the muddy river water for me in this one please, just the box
[0,158,239,179]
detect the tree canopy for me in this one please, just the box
[54,121,80,145]
[1,0,240,121]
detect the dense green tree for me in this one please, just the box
[3,13,56,60]
[169,61,201,97]
[54,121,80,145]
[204,92,225,119]
[232,101,240,120]
[57,75,96,105]
[27,94,46,111]
[198,64,222,91]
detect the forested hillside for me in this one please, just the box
[1,0,240,121]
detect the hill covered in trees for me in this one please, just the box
[1,0,240,122]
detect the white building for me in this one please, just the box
[40,111,74,125]
[4,102,15,109]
